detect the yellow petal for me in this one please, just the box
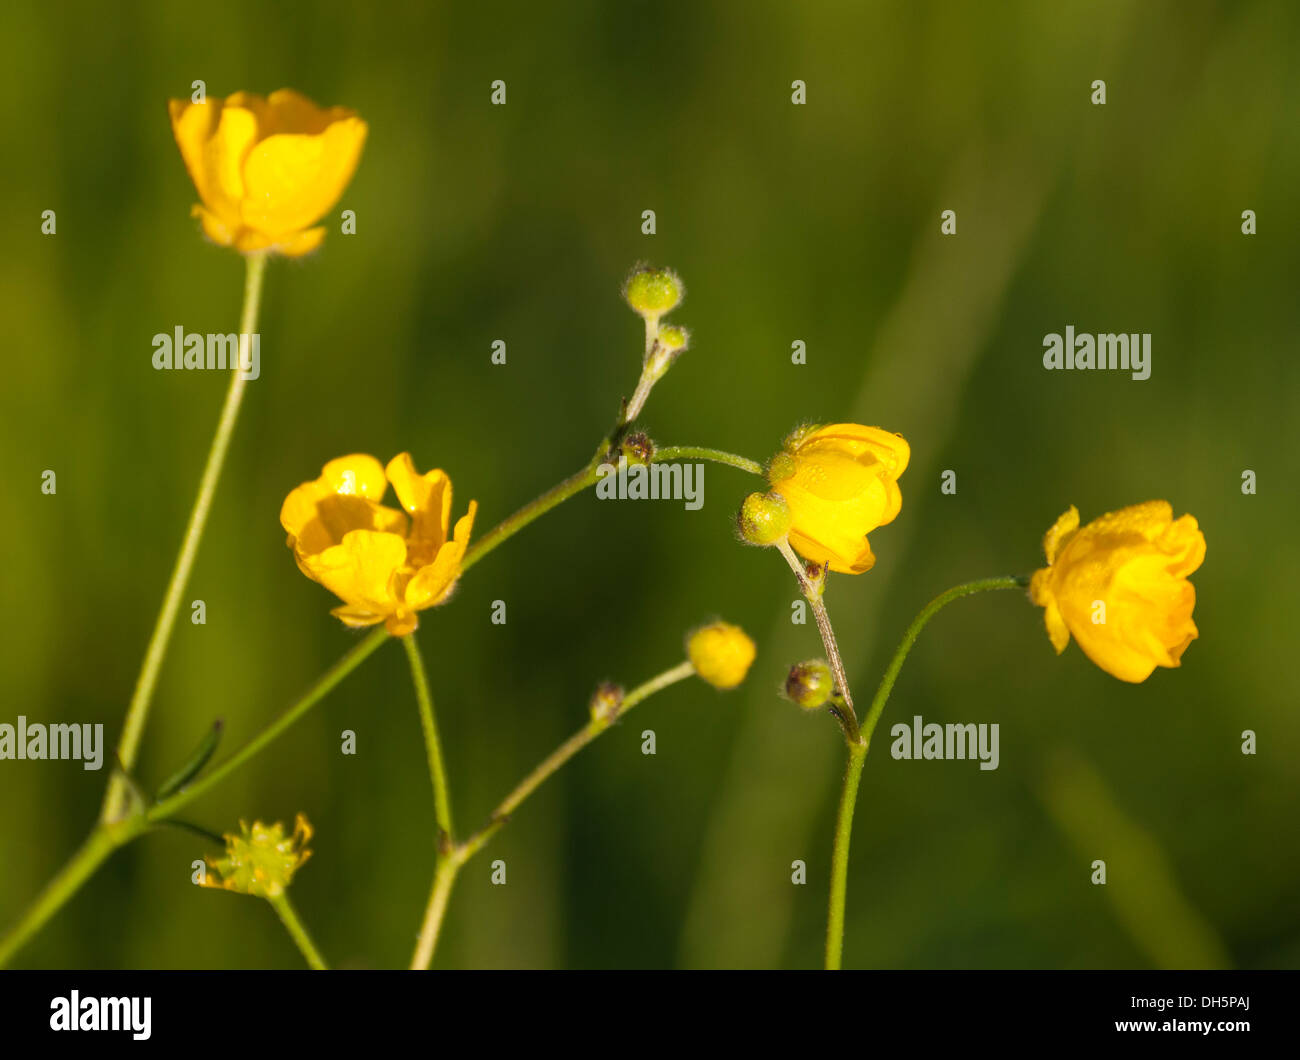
[404,502,477,610]
[194,205,238,248]
[263,88,359,135]
[169,98,222,211]
[1041,597,1071,655]
[233,225,326,257]
[1042,506,1080,565]
[330,603,387,629]
[239,117,368,238]
[802,425,911,478]
[321,454,388,498]
[788,526,875,575]
[204,104,260,226]
[303,529,406,619]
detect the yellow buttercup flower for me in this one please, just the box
[1029,502,1205,683]
[169,88,367,257]
[281,453,477,636]
[203,814,313,899]
[687,621,757,690]
[768,423,910,574]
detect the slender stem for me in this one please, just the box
[103,251,269,824]
[148,627,389,823]
[460,462,602,575]
[402,634,454,840]
[859,576,1027,749]
[460,444,763,577]
[0,822,142,968]
[410,660,696,967]
[7,423,757,963]
[776,539,860,731]
[825,743,867,970]
[410,857,459,970]
[0,628,384,966]
[655,446,765,476]
[824,575,1028,970]
[269,892,328,970]
[458,660,695,864]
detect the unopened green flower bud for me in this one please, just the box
[590,681,624,723]
[624,267,683,318]
[738,491,792,545]
[622,432,655,466]
[657,324,690,353]
[767,452,797,483]
[784,660,834,710]
[782,423,821,452]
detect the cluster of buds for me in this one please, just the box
[622,266,689,423]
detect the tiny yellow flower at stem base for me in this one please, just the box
[687,622,757,690]
[202,814,313,899]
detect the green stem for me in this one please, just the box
[410,659,696,968]
[859,576,1027,749]
[148,627,389,823]
[0,819,145,967]
[103,251,269,824]
[460,445,762,577]
[460,462,602,575]
[825,743,867,970]
[402,634,454,840]
[655,446,764,477]
[458,660,696,864]
[776,539,860,737]
[403,629,461,971]
[824,575,1027,969]
[410,857,459,970]
[269,892,328,970]
[0,627,384,967]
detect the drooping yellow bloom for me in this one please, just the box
[168,88,367,257]
[1029,502,1205,683]
[203,814,313,899]
[687,622,757,690]
[281,453,477,636]
[768,424,910,574]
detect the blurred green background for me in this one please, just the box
[1,0,1297,970]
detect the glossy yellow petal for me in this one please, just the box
[330,603,388,629]
[194,205,238,248]
[169,99,221,211]
[301,529,405,618]
[788,526,875,575]
[263,88,358,135]
[170,89,366,255]
[802,424,910,478]
[240,118,368,238]
[1029,501,1205,683]
[205,104,259,224]
[1041,597,1071,655]
[282,455,404,557]
[384,608,420,637]
[771,423,908,574]
[321,454,388,498]
[1041,505,1080,566]
[404,501,477,610]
